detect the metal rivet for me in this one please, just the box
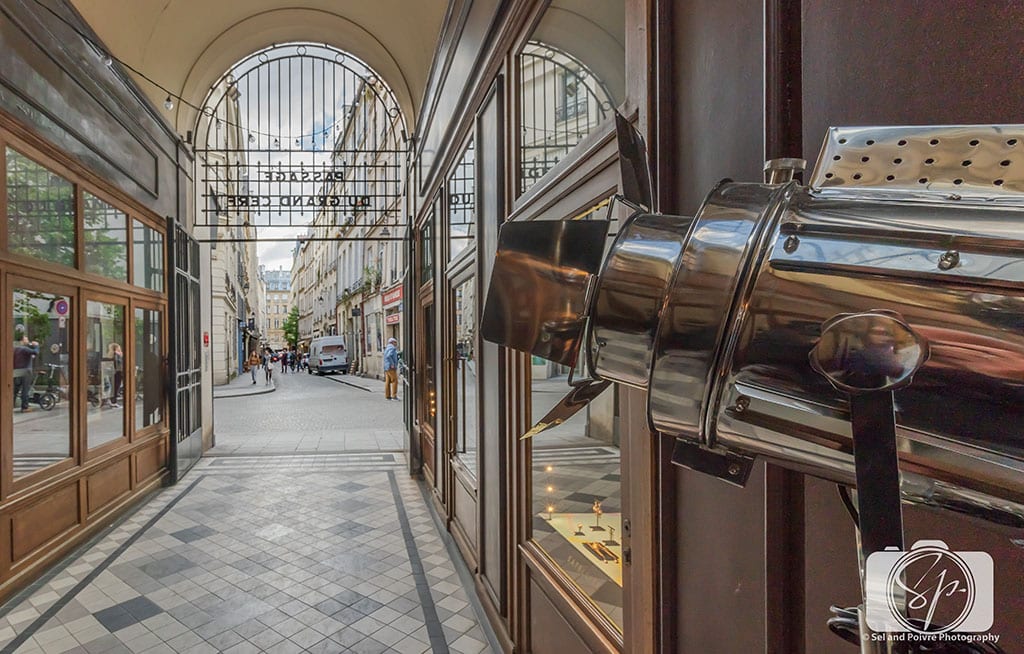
[734,396,750,413]
[728,463,741,476]
[938,250,960,271]
[783,235,799,254]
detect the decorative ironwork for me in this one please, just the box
[519,42,614,194]
[448,139,475,260]
[195,44,407,236]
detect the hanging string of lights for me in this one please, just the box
[27,0,401,144]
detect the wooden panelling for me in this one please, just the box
[801,0,1024,173]
[529,579,595,654]
[135,438,166,483]
[660,0,768,650]
[475,78,506,615]
[453,470,478,551]
[803,476,861,653]
[11,484,78,562]
[86,459,131,515]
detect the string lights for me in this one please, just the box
[25,0,399,145]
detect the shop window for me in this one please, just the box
[12,288,73,478]
[134,308,163,431]
[532,378,623,629]
[86,301,126,449]
[453,276,477,475]
[83,193,128,282]
[419,220,434,285]
[133,220,164,292]
[518,1,625,195]
[448,140,475,261]
[422,302,437,433]
[5,148,75,267]
[528,198,624,629]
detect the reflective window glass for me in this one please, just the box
[448,141,475,261]
[419,221,434,285]
[453,277,477,475]
[528,199,624,628]
[518,1,625,194]
[83,193,128,282]
[86,301,126,449]
[6,148,75,267]
[531,377,622,628]
[423,303,436,432]
[133,220,164,292]
[12,288,72,477]
[135,308,163,431]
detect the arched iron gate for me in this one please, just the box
[193,43,407,237]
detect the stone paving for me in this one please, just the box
[210,370,403,455]
[0,373,495,654]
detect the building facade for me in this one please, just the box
[198,78,263,384]
[263,266,291,350]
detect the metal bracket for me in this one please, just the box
[669,439,756,487]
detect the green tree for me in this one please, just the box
[282,306,300,348]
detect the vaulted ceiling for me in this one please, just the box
[70,0,447,134]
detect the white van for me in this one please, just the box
[308,336,349,375]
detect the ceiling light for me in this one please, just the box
[163,95,174,110]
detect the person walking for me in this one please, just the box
[280,350,288,374]
[108,343,123,407]
[383,337,399,400]
[263,348,274,385]
[13,335,39,412]
[248,350,259,384]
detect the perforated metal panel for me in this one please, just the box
[809,125,1024,202]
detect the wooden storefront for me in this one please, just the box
[408,0,1024,652]
[0,0,191,604]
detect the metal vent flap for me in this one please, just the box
[810,125,1024,203]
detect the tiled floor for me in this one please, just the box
[0,453,496,654]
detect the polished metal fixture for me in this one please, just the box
[483,118,1024,531]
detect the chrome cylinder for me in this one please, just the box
[589,212,695,388]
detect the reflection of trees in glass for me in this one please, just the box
[519,42,614,193]
[13,291,53,343]
[133,221,164,292]
[83,193,128,281]
[5,148,75,267]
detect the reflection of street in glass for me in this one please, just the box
[813,314,926,392]
[13,404,71,477]
[845,322,906,385]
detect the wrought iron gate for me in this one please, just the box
[194,43,407,238]
[167,218,203,479]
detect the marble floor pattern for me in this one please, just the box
[0,454,495,654]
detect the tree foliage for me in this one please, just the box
[282,306,300,347]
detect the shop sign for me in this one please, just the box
[203,331,210,347]
[219,193,371,209]
[382,286,403,306]
[352,307,362,317]
[385,312,401,325]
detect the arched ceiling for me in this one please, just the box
[70,0,446,134]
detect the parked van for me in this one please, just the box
[308,336,349,375]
